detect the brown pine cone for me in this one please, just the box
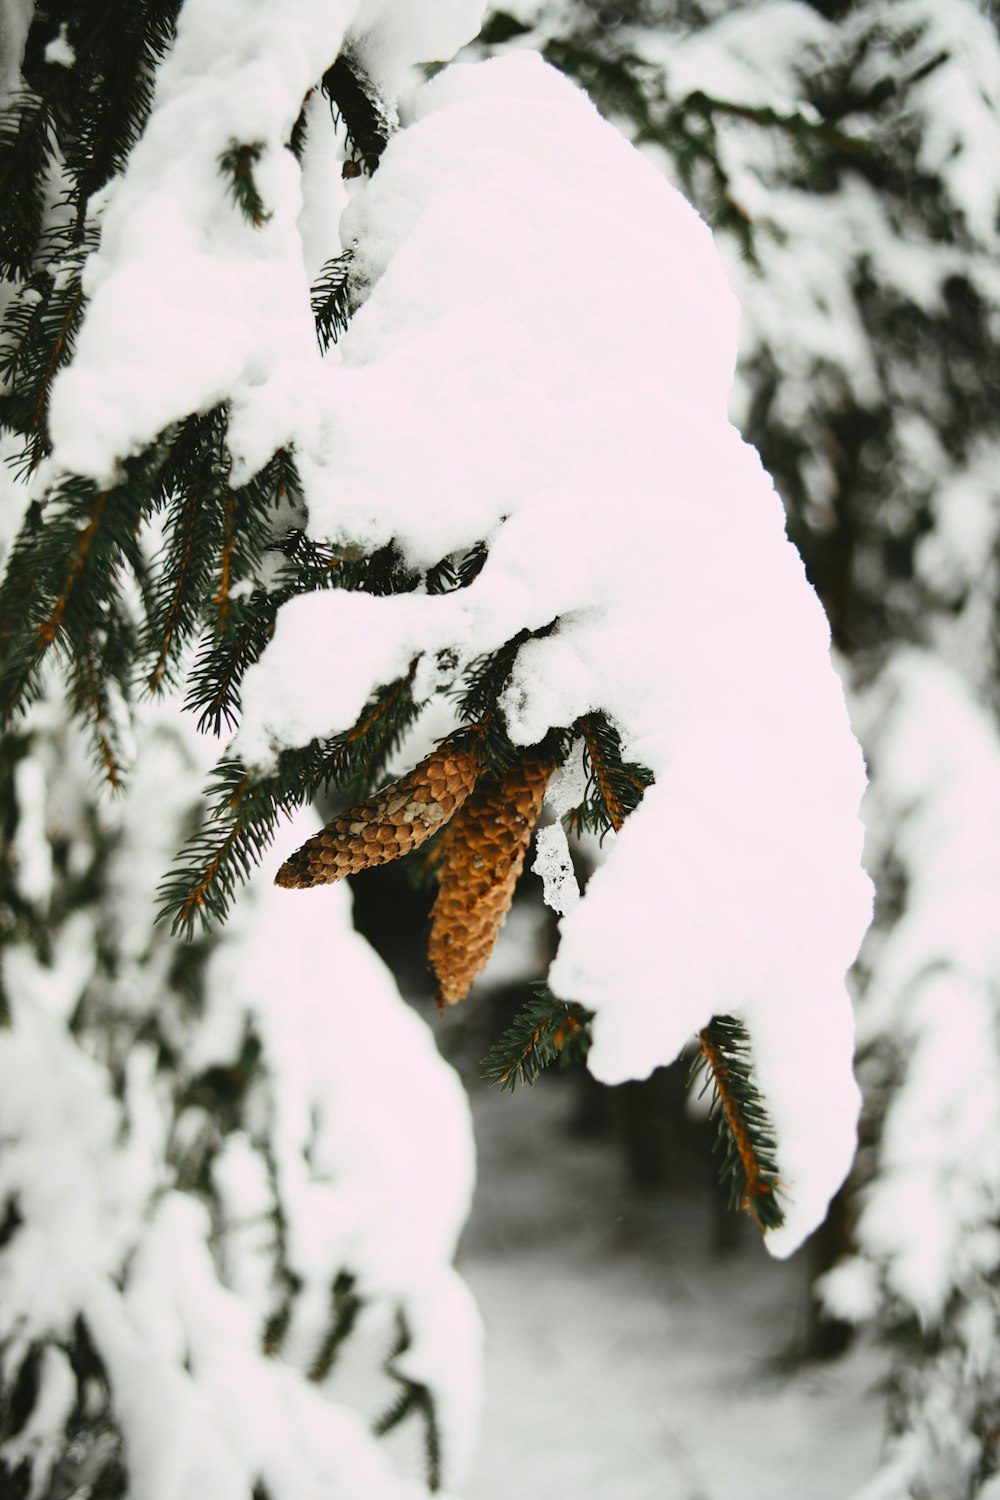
[428,751,555,1007]
[274,743,479,888]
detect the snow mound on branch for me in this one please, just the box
[235,52,873,1255]
[46,0,487,483]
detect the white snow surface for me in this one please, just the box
[46,0,486,482]
[47,28,872,1258]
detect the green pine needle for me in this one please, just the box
[481,987,593,1093]
[572,712,653,838]
[374,1313,442,1492]
[691,1015,785,1233]
[320,54,393,175]
[219,142,271,226]
[311,251,355,351]
[308,1273,363,1383]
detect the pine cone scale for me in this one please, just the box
[428,751,555,1007]
[274,744,478,888]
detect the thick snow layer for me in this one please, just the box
[46,0,487,483]
[235,53,871,1254]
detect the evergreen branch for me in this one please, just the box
[374,1314,442,1492]
[0,447,161,722]
[481,987,593,1092]
[37,489,110,647]
[307,1273,363,1383]
[159,771,280,936]
[185,602,275,735]
[261,1297,293,1359]
[219,142,271,227]
[311,250,354,351]
[454,630,540,775]
[0,245,89,472]
[320,53,393,174]
[180,448,302,728]
[572,712,653,838]
[65,0,181,227]
[0,92,56,278]
[214,491,238,632]
[146,478,219,692]
[69,636,125,791]
[335,669,418,777]
[426,542,488,595]
[693,1016,785,1233]
[141,408,277,694]
[0,500,46,663]
[682,88,872,160]
[30,285,83,461]
[161,674,420,934]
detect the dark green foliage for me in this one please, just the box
[451,625,575,781]
[311,250,355,351]
[572,712,653,838]
[0,92,56,280]
[1,1344,40,1441]
[219,142,271,227]
[158,664,422,935]
[0,730,109,966]
[0,236,89,474]
[320,53,394,174]
[453,630,537,774]
[374,1314,442,1493]
[180,1028,264,1130]
[308,1272,363,1383]
[481,986,594,1091]
[0,1198,21,1249]
[0,468,152,783]
[478,12,534,44]
[425,541,488,596]
[691,1015,784,1232]
[1,0,182,278]
[0,1319,127,1500]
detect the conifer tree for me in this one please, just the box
[1,0,888,1491]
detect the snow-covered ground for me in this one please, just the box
[458,1074,889,1500]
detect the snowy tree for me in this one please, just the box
[0,0,904,1493]
[471,0,1000,1492]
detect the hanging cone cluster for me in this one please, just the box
[274,743,479,888]
[428,752,555,1008]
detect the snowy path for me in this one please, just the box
[458,1077,887,1500]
